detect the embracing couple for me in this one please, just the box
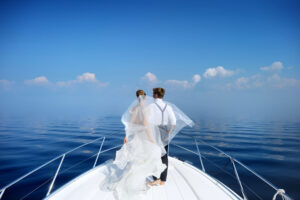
[100,87,194,200]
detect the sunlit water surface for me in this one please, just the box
[0,116,299,199]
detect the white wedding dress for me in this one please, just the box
[99,97,166,200]
[99,96,194,200]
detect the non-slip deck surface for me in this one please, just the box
[45,157,241,200]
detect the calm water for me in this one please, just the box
[0,116,299,199]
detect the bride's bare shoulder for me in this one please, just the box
[130,105,140,113]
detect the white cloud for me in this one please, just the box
[225,75,263,90]
[141,72,200,88]
[165,80,191,88]
[192,74,201,83]
[141,72,159,84]
[165,74,201,88]
[203,66,234,78]
[56,80,75,87]
[77,72,97,83]
[226,74,299,90]
[235,77,250,89]
[267,74,298,88]
[23,73,108,88]
[56,72,108,88]
[24,76,50,86]
[260,61,283,72]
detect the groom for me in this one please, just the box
[149,87,176,186]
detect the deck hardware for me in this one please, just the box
[0,133,293,200]
[230,157,247,200]
[46,154,65,197]
[194,138,205,172]
[273,189,287,200]
[0,188,6,200]
[93,137,106,168]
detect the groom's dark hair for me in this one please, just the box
[153,87,165,98]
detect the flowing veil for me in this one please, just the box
[162,101,195,146]
[99,96,194,200]
[121,96,167,155]
[122,96,194,153]
[99,96,166,200]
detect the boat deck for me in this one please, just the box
[45,157,241,200]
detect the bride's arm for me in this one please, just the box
[124,107,136,144]
[144,107,154,143]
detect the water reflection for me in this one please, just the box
[0,116,299,199]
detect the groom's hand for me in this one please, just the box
[168,125,175,134]
[123,137,127,144]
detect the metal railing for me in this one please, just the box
[171,133,293,200]
[0,133,293,200]
[0,134,121,200]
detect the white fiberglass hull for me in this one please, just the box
[45,157,242,200]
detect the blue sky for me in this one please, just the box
[0,0,300,120]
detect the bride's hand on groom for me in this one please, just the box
[123,137,127,144]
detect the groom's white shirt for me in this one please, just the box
[148,98,176,126]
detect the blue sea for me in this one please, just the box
[0,116,299,200]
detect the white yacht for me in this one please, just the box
[0,134,292,200]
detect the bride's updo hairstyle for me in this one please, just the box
[136,89,146,97]
[153,87,165,98]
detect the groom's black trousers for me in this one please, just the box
[153,145,169,182]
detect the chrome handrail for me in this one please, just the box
[46,154,65,197]
[194,138,205,172]
[172,133,293,200]
[0,132,122,200]
[93,137,106,168]
[230,157,248,200]
[0,132,293,200]
[196,137,282,192]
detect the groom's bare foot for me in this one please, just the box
[147,180,160,186]
[159,180,165,185]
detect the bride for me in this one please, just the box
[100,90,166,200]
[99,89,194,200]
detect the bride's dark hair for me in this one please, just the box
[136,89,146,97]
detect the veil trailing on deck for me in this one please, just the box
[99,96,166,200]
[99,96,194,200]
